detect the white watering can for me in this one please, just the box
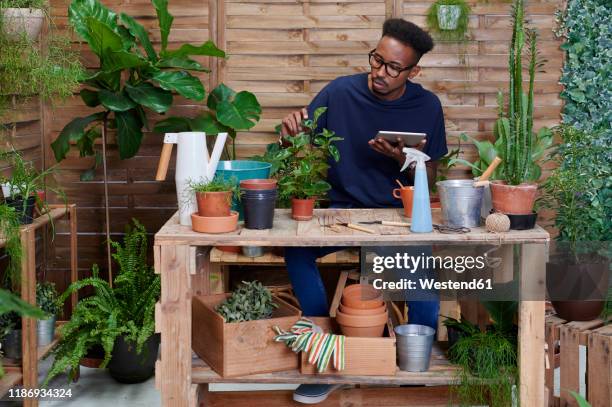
[155,132,228,226]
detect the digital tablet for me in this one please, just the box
[375,131,426,146]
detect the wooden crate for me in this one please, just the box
[192,293,302,377]
[545,314,611,407]
[299,316,397,376]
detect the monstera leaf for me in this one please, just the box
[208,84,262,130]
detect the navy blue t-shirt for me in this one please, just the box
[307,73,447,208]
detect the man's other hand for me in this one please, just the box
[281,108,309,137]
[368,137,426,165]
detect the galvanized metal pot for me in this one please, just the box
[37,315,56,347]
[394,324,435,372]
[437,179,484,228]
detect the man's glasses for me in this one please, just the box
[368,49,415,78]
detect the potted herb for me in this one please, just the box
[487,0,551,216]
[441,315,478,348]
[0,149,64,224]
[275,107,343,221]
[0,288,45,376]
[36,281,61,346]
[44,219,161,385]
[426,0,470,38]
[0,0,45,41]
[541,125,610,321]
[190,177,238,218]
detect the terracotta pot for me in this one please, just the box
[341,284,383,309]
[292,198,315,221]
[393,187,414,217]
[191,211,238,234]
[239,179,277,190]
[339,303,387,316]
[489,181,538,215]
[547,259,609,321]
[196,191,232,217]
[336,309,388,337]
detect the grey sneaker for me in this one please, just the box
[293,384,343,404]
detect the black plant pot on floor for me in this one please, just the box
[108,334,160,383]
[5,195,36,224]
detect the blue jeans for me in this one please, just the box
[284,246,440,329]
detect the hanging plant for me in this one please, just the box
[426,0,470,42]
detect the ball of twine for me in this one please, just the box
[486,212,510,233]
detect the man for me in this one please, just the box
[280,19,447,403]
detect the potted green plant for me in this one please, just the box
[0,149,64,224]
[36,281,61,346]
[275,107,343,221]
[0,202,21,285]
[487,0,550,215]
[190,176,238,218]
[448,301,518,406]
[442,314,479,348]
[0,287,45,376]
[44,219,161,385]
[426,0,470,38]
[0,18,82,115]
[541,124,610,321]
[0,0,45,41]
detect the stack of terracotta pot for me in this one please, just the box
[192,189,238,233]
[336,284,388,337]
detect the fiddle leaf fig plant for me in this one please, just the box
[154,83,262,160]
[216,281,278,323]
[50,0,225,177]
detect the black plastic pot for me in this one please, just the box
[507,212,537,230]
[242,192,277,230]
[5,195,36,224]
[1,329,22,359]
[446,326,466,349]
[108,334,160,384]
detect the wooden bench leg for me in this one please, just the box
[157,244,193,407]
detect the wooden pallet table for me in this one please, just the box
[545,315,611,407]
[0,204,77,407]
[154,208,549,406]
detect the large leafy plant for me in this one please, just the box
[154,83,262,160]
[274,107,343,200]
[43,219,160,385]
[50,0,225,178]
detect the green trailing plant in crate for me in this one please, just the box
[216,281,278,323]
[50,0,226,179]
[43,219,160,385]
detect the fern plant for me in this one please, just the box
[43,219,160,385]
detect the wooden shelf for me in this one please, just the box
[189,343,459,386]
[0,371,23,399]
[210,247,359,265]
[0,321,65,368]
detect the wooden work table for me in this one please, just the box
[154,208,549,406]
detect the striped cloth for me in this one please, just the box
[273,318,345,373]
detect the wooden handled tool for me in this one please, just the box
[337,222,376,234]
[155,143,174,181]
[359,220,411,227]
[474,156,502,187]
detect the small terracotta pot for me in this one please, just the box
[336,309,388,337]
[339,303,387,316]
[216,245,241,254]
[191,211,238,234]
[240,179,277,190]
[196,191,232,217]
[292,198,316,221]
[490,181,538,215]
[341,284,384,309]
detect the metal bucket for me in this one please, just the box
[436,179,484,228]
[37,316,56,346]
[394,324,435,372]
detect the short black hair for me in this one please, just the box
[382,18,434,62]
